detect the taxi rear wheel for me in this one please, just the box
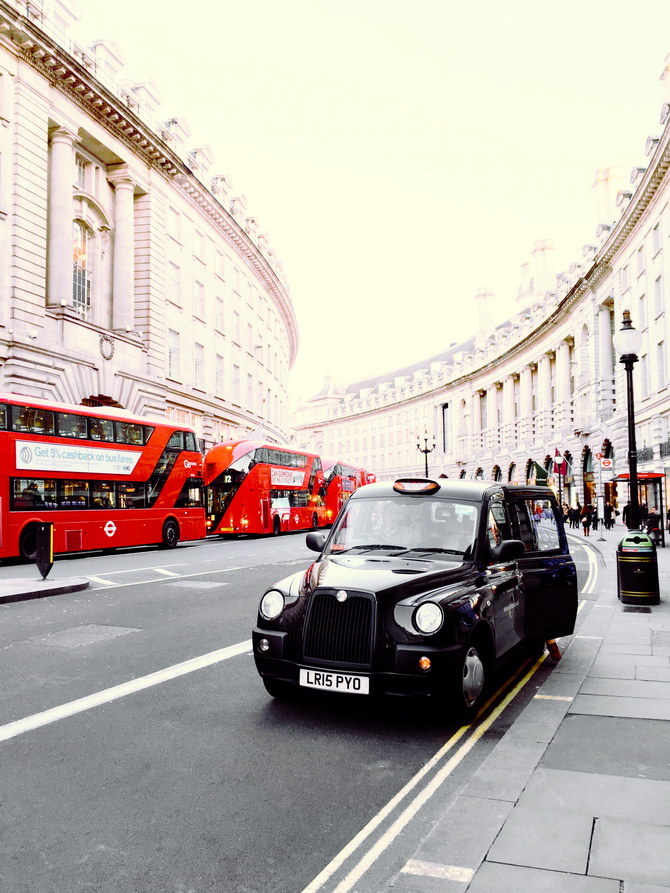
[451,639,488,722]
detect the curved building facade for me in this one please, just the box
[0,0,298,445]
[295,56,670,512]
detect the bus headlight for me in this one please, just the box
[260,590,285,620]
[414,603,443,634]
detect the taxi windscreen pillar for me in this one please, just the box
[35,522,54,579]
[616,532,660,605]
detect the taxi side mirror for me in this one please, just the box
[491,539,525,562]
[306,531,326,553]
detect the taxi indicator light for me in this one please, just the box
[393,478,440,494]
[419,656,432,671]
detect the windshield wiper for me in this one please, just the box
[405,547,465,556]
[339,544,407,552]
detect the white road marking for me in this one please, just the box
[86,566,243,589]
[0,640,251,743]
[400,860,474,883]
[301,655,549,893]
[153,568,180,577]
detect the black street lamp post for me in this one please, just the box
[416,429,436,478]
[613,309,643,530]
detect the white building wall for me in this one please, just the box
[0,0,297,447]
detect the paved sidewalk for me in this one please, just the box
[394,524,670,892]
[0,573,89,603]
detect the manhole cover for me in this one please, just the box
[621,605,652,614]
[27,624,140,648]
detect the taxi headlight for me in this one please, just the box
[414,602,443,634]
[260,590,285,620]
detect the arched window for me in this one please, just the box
[72,220,91,320]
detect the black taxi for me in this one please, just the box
[252,478,577,720]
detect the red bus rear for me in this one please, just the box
[321,459,369,525]
[204,441,327,535]
[0,393,206,560]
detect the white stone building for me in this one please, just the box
[0,0,298,446]
[295,55,670,514]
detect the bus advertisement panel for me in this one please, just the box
[0,393,206,560]
[321,458,369,524]
[204,441,327,535]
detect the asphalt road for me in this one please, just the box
[0,533,597,893]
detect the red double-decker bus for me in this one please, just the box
[0,393,206,560]
[204,440,327,535]
[321,458,370,524]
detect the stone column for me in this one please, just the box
[503,376,516,448]
[520,365,533,444]
[538,354,553,438]
[556,340,573,431]
[107,166,135,331]
[47,128,77,306]
[599,305,615,415]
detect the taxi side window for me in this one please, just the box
[487,500,512,550]
[513,499,561,552]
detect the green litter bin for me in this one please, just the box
[616,531,660,605]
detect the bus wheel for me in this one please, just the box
[273,516,282,536]
[161,519,180,549]
[19,524,38,561]
[311,512,318,529]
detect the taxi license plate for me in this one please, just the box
[299,668,369,694]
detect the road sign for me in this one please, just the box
[600,458,613,469]
[595,452,603,459]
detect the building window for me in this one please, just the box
[167,206,180,240]
[442,403,450,453]
[75,155,87,190]
[622,265,630,292]
[247,373,253,409]
[216,251,225,279]
[233,311,240,343]
[232,364,240,403]
[639,293,647,330]
[194,342,205,389]
[167,329,180,379]
[167,262,180,304]
[194,280,205,318]
[640,354,649,398]
[72,221,91,320]
[194,229,205,259]
[637,246,645,276]
[216,297,224,331]
[247,323,254,353]
[653,223,662,255]
[655,276,663,318]
[215,354,224,394]
[658,341,666,389]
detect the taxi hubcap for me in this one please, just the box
[462,646,485,706]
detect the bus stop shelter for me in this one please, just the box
[612,472,666,547]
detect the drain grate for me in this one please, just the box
[621,605,652,614]
[27,624,140,648]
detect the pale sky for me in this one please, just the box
[75,1,670,406]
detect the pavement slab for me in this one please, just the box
[465,862,620,892]
[589,816,670,887]
[540,714,670,781]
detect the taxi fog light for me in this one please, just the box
[414,602,444,634]
[418,656,432,671]
[260,590,284,620]
[258,638,270,653]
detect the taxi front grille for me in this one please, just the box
[303,591,374,666]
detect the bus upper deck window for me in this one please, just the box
[0,405,7,429]
[89,417,114,441]
[12,405,55,435]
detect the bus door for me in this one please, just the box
[261,497,271,532]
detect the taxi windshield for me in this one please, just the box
[326,496,479,558]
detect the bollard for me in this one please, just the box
[35,522,54,579]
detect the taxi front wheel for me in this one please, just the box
[451,639,488,722]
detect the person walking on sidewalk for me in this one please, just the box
[581,503,593,536]
[622,501,632,528]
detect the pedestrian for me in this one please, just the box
[581,504,593,536]
[622,501,632,528]
[592,505,599,531]
[604,502,613,530]
[646,507,661,545]
[666,506,670,533]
